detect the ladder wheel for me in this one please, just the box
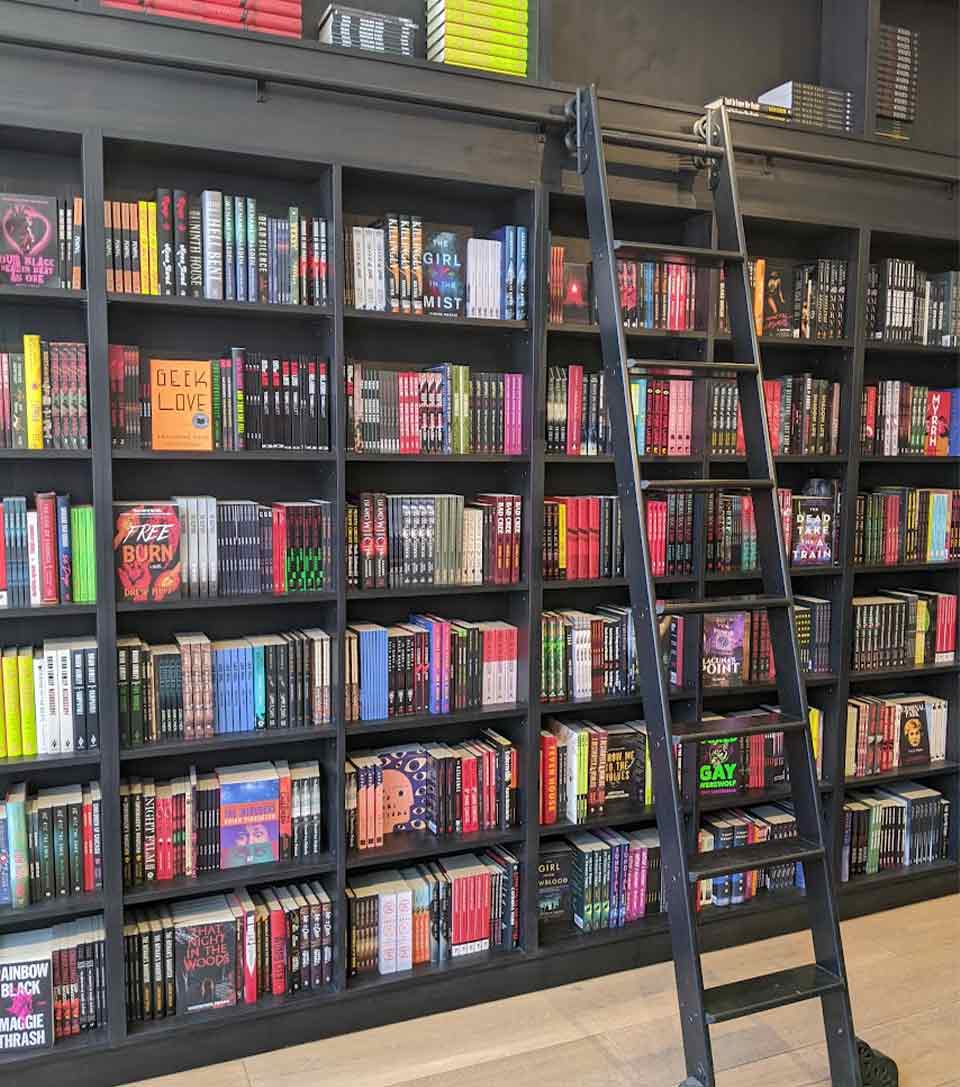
[857,1039,899,1086]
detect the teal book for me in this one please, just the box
[4,784,28,909]
[250,641,266,730]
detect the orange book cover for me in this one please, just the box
[149,358,213,451]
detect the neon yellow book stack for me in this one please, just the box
[426,0,529,77]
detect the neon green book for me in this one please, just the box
[429,31,527,60]
[1,649,22,758]
[427,9,527,34]
[427,21,529,47]
[429,46,528,75]
[428,0,528,17]
[16,648,37,758]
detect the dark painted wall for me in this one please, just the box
[550,0,822,107]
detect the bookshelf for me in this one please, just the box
[0,62,956,1087]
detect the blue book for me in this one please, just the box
[642,261,655,328]
[949,388,960,454]
[239,645,253,732]
[235,197,246,303]
[267,219,275,304]
[211,646,223,734]
[515,225,528,320]
[491,226,515,320]
[56,494,72,604]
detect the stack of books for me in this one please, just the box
[757,80,854,134]
[318,4,417,57]
[876,24,919,142]
[426,0,528,78]
[101,0,302,39]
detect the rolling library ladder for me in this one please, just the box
[561,86,899,1087]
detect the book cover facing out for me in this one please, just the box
[219,774,280,868]
[175,919,237,1013]
[379,747,430,835]
[701,613,748,687]
[0,942,53,1051]
[421,226,467,316]
[562,262,591,324]
[697,736,740,794]
[762,260,794,337]
[150,358,213,451]
[537,840,573,926]
[791,496,835,565]
[113,502,182,603]
[898,700,931,767]
[603,728,646,812]
[0,194,59,287]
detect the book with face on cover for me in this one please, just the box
[216,762,280,869]
[113,502,182,603]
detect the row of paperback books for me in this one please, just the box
[346,732,518,851]
[540,605,637,704]
[669,599,832,689]
[345,617,518,721]
[841,783,950,880]
[346,362,523,455]
[427,0,528,77]
[112,498,333,604]
[544,364,610,456]
[708,483,841,573]
[876,24,919,142]
[109,348,331,452]
[853,488,960,565]
[543,494,631,581]
[0,193,84,289]
[116,628,332,748]
[318,3,416,57]
[719,258,849,340]
[540,828,664,935]
[709,375,842,457]
[104,192,328,304]
[0,639,98,758]
[345,220,528,320]
[124,881,334,1024]
[345,492,521,589]
[867,261,960,345]
[1,781,102,908]
[0,919,106,1053]
[0,337,88,450]
[757,80,853,133]
[1,494,97,609]
[695,803,806,909]
[548,247,702,331]
[120,760,322,889]
[102,0,303,38]
[845,693,947,779]
[347,846,520,976]
[859,383,958,457]
[850,590,957,672]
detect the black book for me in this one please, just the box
[173,189,189,296]
[156,188,175,297]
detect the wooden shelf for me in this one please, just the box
[108,292,332,318]
[347,581,528,600]
[0,750,101,774]
[844,760,960,788]
[345,703,527,737]
[547,322,708,341]
[119,725,337,761]
[346,452,527,463]
[113,449,336,461]
[0,892,104,931]
[117,591,336,612]
[347,828,523,871]
[345,307,528,330]
[0,448,92,459]
[849,662,959,681]
[0,603,97,619]
[0,285,86,304]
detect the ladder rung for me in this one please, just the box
[628,360,759,374]
[613,241,742,267]
[657,595,791,616]
[703,964,845,1025]
[671,711,806,743]
[688,837,823,883]
[641,478,773,492]
[601,129,725,160]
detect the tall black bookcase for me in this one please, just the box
[0,27,956,1084]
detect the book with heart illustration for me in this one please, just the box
[0,193,59,287]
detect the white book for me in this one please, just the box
[378,886,397,973]
[206,496,218,598]
[394,879,413,971]
[197,497,209,598]
[364,227,377,311]
[26,511,41,607]
[171,498,191,598]
[42,642,59,753]
[352,227,365,308]
[32,652,48,754]
[201,190,224,300]
[374,227,386,312]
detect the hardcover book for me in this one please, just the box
[897,700,931,767]
[701,613,749,688]
[0,929,53,1051]
[761,260,794,337]
[173,895,237,1013]
[149,359,213,452]
[421,226,468,316]
[217,763,280,868]
[537,839,573,926]
[602,723,646,812]
[113,502,182,603]
[378,746,430,835]
[0,194,59,288]
[697,735,741,794]
[791,495,835,565]
[562,262,591,324]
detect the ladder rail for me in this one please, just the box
[574,83,714,1087]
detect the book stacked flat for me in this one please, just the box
[319,4,417,57]
[426,0,528,78]
[876,24,919,142]
[101,0,302,38]
[758,80,854,134]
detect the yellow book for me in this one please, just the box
[22,334,44,449]
[431,33,528,61]
[428,0,528,16]
[16,648,37,757]
[915,599,929,665]
[428,10,528,35]
[147,202,160,295]
[429,47,527,75]
[808,706,821,773]
[428,21,529,47]
[0,664,4,758]
[2,648,22,758]
[557,501,567,575]
[138,199,152,296]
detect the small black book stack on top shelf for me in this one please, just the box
[0,6,956,1082]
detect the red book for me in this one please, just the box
[863,386,877,452]
[267,894,288,996]
[566,364,583,455]
[278,766,292,859]
[82,792,94,892]
[539,730,557,824]
[373,492,387,589]
[588,496,600,578]
[271,504,287,594]
[511,495,521,583]
[241,7,300,30]
[34,491,59,603]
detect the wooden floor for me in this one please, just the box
[128,895,959,1087]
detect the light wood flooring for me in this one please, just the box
[128,894,959,1087]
